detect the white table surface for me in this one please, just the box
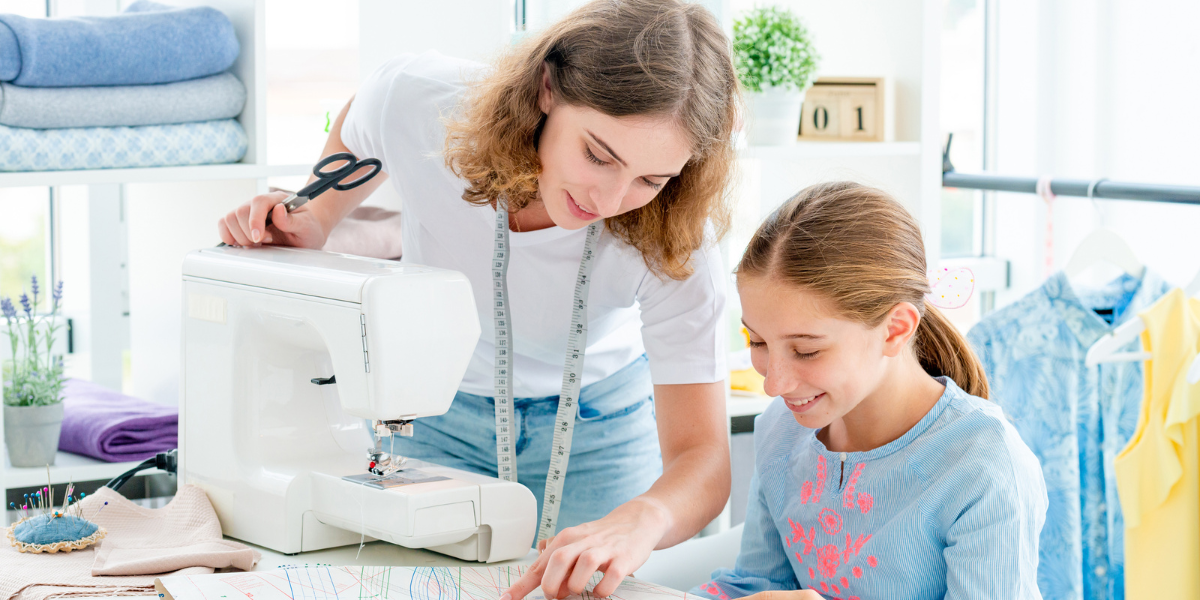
[250,538,537,570]
[65,540,537,600]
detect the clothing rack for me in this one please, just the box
[941,134,1200,205]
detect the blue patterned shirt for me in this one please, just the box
[967,271,1171,600]
[695,378,1047,600]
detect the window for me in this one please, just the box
[0,0,54,306]
[265,0,360,165]
[0,189,50,307]
[940,0,985,258]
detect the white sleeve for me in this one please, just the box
[637,243,728,385]
[340,55,420,165]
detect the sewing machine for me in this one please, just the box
[178,246,536,562]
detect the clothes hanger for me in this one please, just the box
[1088,271,1200,373]
[1063,228,1145,280]
[1085,316,1149,367]
[1063,180,1145,281]
[1078,180,1150,367]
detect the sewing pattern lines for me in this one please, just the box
[161,566,693,600]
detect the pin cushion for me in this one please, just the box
[6,513,106,554]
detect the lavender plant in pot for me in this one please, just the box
[734,6,819,145]
[2,277,67,468]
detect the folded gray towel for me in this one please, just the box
[0,72,246,129]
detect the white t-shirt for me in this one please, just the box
[341,51,727,398]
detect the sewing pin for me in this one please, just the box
[90,501,109,521]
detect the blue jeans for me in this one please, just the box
[389,355,662,533]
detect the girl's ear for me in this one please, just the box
[881,302,921,358]
[538,63,555,115]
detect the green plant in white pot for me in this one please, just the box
[2,276,67,468]
[734,6,819,146]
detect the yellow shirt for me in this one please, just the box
[1115,288,1200,600]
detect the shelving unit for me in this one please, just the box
[0,163,310,188]
[738,141,922,161]
[3,452,141,490]
[0,0,283,502]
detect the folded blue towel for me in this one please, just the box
[0,119,247,171]
[0,72,246,128]
[0,0,238,87]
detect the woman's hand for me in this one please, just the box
[743,591,824,600]
[502,497,673,600]
[217,191,329,249]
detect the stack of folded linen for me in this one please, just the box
[58,378,177,463]
[0,0,248,172]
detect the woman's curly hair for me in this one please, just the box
[444,0,740,280]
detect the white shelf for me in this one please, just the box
[3,449,144,489]
[738,141,922,161]
[0,163,311,188]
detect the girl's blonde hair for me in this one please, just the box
[444,0,739,280]
[736,181,990,398]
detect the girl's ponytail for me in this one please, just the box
[737,181,991,398]
[915,305,989,399]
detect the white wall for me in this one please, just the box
[126,180,258,405]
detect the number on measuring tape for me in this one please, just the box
[537,221,600,542]
[493,204,516,482]
[490,198,601,542]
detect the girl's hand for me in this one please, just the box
[217,191,328,249]
[502,498,672,600]
[743,591,824,600]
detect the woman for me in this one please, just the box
[218,1,739,595]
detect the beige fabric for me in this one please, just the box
[0,485,258,600]
[321,206,403,259]
[92,539,257,576]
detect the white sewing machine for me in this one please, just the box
[178,246,536,562]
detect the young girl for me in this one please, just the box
[219,1,738,596]
[697,182,1047,600]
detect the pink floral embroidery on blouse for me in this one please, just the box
[784,461,880,595]
[816,544,841,578]
[842,463,864,509]
[856,493,874,514]
[818,508,843,535]
[787,517,816,555]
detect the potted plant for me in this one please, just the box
[733,6,819,146]
[2,276,67,468]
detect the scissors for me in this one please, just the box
[218,152,383,247]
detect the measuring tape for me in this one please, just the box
[492,201,601,542]
[492,204,516,483]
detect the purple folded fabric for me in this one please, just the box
[58,378,177,463]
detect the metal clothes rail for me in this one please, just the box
[941,135,1200,206]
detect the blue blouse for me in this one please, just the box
[696,378,1047,600]
[967,271,1171,600]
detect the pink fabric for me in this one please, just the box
[0,485,258,600]
[321,206,403,259]
[92,539,257,576]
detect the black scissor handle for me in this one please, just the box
[295,152,380,200]
[333,157,382,191]
[313,152,358,179]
